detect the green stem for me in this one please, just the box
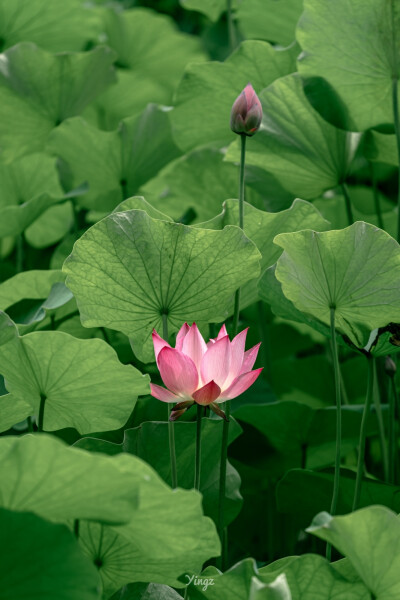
[27,416,34,433]
[226,0,237,54]
[389,374,397,485]
[352,356,374,511]
[217,134,246,569]
[392,76,400,241]
[326,308,341,561]
[163,313,177,489]
[340,182,354,226]
[38,394,46,432]
[231,134,246,335]
[216,401,230,570]
[372,358,389,482]
[194,404,202,491]
[370,162,384,229]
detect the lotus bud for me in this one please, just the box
[230,83,263,136]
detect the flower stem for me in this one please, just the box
[389,374,397,485]
[163,313,177,489]
[231,134,246,335]
[326,307,341,561]
[217,133,246,569]
[390,0,400,242]
[194,404,203,491]
[372,358,389,482]
[352,355,374,511]
[340,182,354,226]
[226,0,237,54]
[38,394,46,432]
[393,76,400,241]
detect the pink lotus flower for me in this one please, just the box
[230,83,263,136]
[150,323,262,420]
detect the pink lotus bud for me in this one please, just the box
[230,83,263,136]
[150,323,262,421]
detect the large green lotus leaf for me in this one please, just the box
[200,198,329,270]
[0,508,101,600]
[0,393,31,433]
[258,554,369,600]
[277,469,400,524]
[77,466,220,594]
[187,555,367,600]
[0,153,62,205]
[25,202,74,248]
[274,222,400,348]
[47,105,181,211]
[307,506,400,600]
[141,148,239,223]
[0,194,67,238]
[63,209,261,362]
[237,0,303,46]
[259,265,400,357]
[259,265,331,339]
[0,312,150,433]
[171,40,297,152]
[0,152,66,237]
[0,0,101,52]
[95,69,167,131]
[76,418,242,528]
[198,198,329,308]
[96,7,206,127]
[225,74,360,200]
[0,269,64,310]
[0,43,116,162]
[297,0,400,131]
[179,0,234,22]
[0,433,141,524]
[102,7,205,91]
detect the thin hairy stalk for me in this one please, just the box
[217,133,246,569]
[372,358,389,482]
[389,373,397,484]
[353,356,374,511]
[163,313,177,489]
[390,0,400,241]
[340,182,354,225]
[38,394,46,432]
[326,308,341,561]
[194,404,202,490]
